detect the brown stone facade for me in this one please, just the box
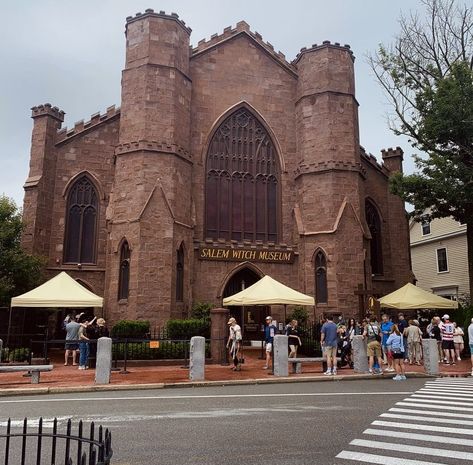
[21,10,412,329]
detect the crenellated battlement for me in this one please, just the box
[125,8,192,34]
[56,105,120,143]
[191,20,297,75]
[31,103,65,122]
[293,40,354,64]
[381,146,404,160]
[359,146,393,176]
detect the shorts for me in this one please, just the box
[265,342,272,353]
[392,352,404,359]
[65,343,78,350]
[289,344,297,353]
[470,344,473,353]
[442,340,454,350]
[324,345,337,357]
[367,341,382,358]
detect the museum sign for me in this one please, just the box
[198,246,295,264]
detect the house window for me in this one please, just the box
[176,244,184,302]
[421,220,431,236]
[118,241,130,300]
[315,250,328,304]
[436,247,448,273]
[64,175,98,264]
[365,200,383,275]
[205,107,279,242]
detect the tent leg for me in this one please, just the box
[6,305,12,347]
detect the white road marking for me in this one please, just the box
[420,389,473,396]
[380,412,473,426]
[351,438,473,461]
[364,428,473,447]
[0,391,413,405]
[390,407,473,419]
[336,450,448,465]
[401,397,473,406]
[412,393,473,401]
[396,401,473,412]
[372,420,473,435]
[423,385,473,391]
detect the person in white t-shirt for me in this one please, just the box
[468,318,473,376]
[226,317,242,371]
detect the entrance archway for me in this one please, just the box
[223,267,268,340]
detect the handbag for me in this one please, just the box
[369,323,382,343]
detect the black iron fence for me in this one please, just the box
[1,417,112,465]
[297,324,323,357]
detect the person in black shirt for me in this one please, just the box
[397,313,409,362]
[285,320,301,358]
[429,316,442,361]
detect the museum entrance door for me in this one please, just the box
[223,267,268,342]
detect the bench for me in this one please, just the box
[0,365,53,384]
[288,357,341,374]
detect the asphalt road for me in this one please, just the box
[0,378,428,465]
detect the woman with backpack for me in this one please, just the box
[363,316,382,374]
[386,325,406,381]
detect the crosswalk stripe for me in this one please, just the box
[402,397,473,406]
[424,384,473,390]
[372,420,473,435]
[380,412,473,426]
[419,390,473,398]
[351,438,473,461]
[396,401,473,412]
[364,428,473,447]
[390,407,473,419]
[420,388,473,395]
[336,450,449,465]
[426,382,473,387]
[412,393,473,401]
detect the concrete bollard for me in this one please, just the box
[189,336,206,381]
[422,338,439,375]
[352,335,369,373]
[273,335,289,377]
[95,337,112,384]
[0,339,3,363]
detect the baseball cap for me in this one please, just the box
[227,317,236,325]
[442,314,450,320]
[265,316,272,321]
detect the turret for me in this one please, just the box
[381,146,404,173]
[22,104,64,254]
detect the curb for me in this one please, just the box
[0,371,438,398]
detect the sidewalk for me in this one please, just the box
[0,350,471,396]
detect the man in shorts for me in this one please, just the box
[363,316,383,374]
[64,315,81,366]
[441,314,456,365]
[321,315,338,375]
[263,316,276,369]
[468,318,473,376]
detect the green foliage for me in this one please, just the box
[1,347,30,363]
[190,301,212,321]
[112,341,210,360]
[0,195,43,307]
[166,318,210,339]
[111,320,150,338]
[287,306,309,325]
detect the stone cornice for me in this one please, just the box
[115,140,192,164]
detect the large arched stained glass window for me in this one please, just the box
[315,250,328,304]
[118,240,130,300]
[365,200,383,275]
[64,175,98,264]
[205,108,279,242]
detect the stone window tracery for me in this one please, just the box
[118,240,130,300]
[205,108,279,242]
[315,250,328,304]
[365,200,383,275]
[63,175,98,264]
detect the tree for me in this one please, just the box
[368,0,473,298]
[0,195,43,307]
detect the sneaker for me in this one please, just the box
[392,375,402,381]
[324,370,332,375]
[458,357,462,361]
[387,367,395,372]
[78,366,85,370]
[332,369,337,376]
[368,368,373,374]
[262,366,268,369]
[401,375,407,380]
[376,369,383,374]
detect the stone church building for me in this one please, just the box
[22,9,412,334]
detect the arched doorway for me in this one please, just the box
[223,267,268,340]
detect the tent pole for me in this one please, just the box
[6,304,13,347]
[284,304,287,323]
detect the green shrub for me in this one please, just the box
[166,318,210,339]
[111,320,150,338]
[190,301,212,321]
[287,306,310,325]
[1,347,30,363]
[111,341,210,360]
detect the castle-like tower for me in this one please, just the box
[22,10,412,332]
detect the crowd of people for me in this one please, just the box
[64,313,109,370]
[321,313,473,380]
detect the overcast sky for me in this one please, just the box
[0,0,428,206]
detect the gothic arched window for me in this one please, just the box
[205,108,279,242]
[365,200,383,275]
[118,240,130,300]
[176,244,184,302]
[64,175,98,264]
[315,250,328,304]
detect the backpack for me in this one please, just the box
[369,323,381,343]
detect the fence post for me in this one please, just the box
[273,335,289,377]
[352,335,369,373]
[210,307,229,365]
[0,338,2,363]
[120,339,129,374]
[95,337,113,384]
[422,338,439,375]
[189,336,205,381]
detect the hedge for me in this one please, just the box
[166,318,210,339]
[111,320,150,338]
